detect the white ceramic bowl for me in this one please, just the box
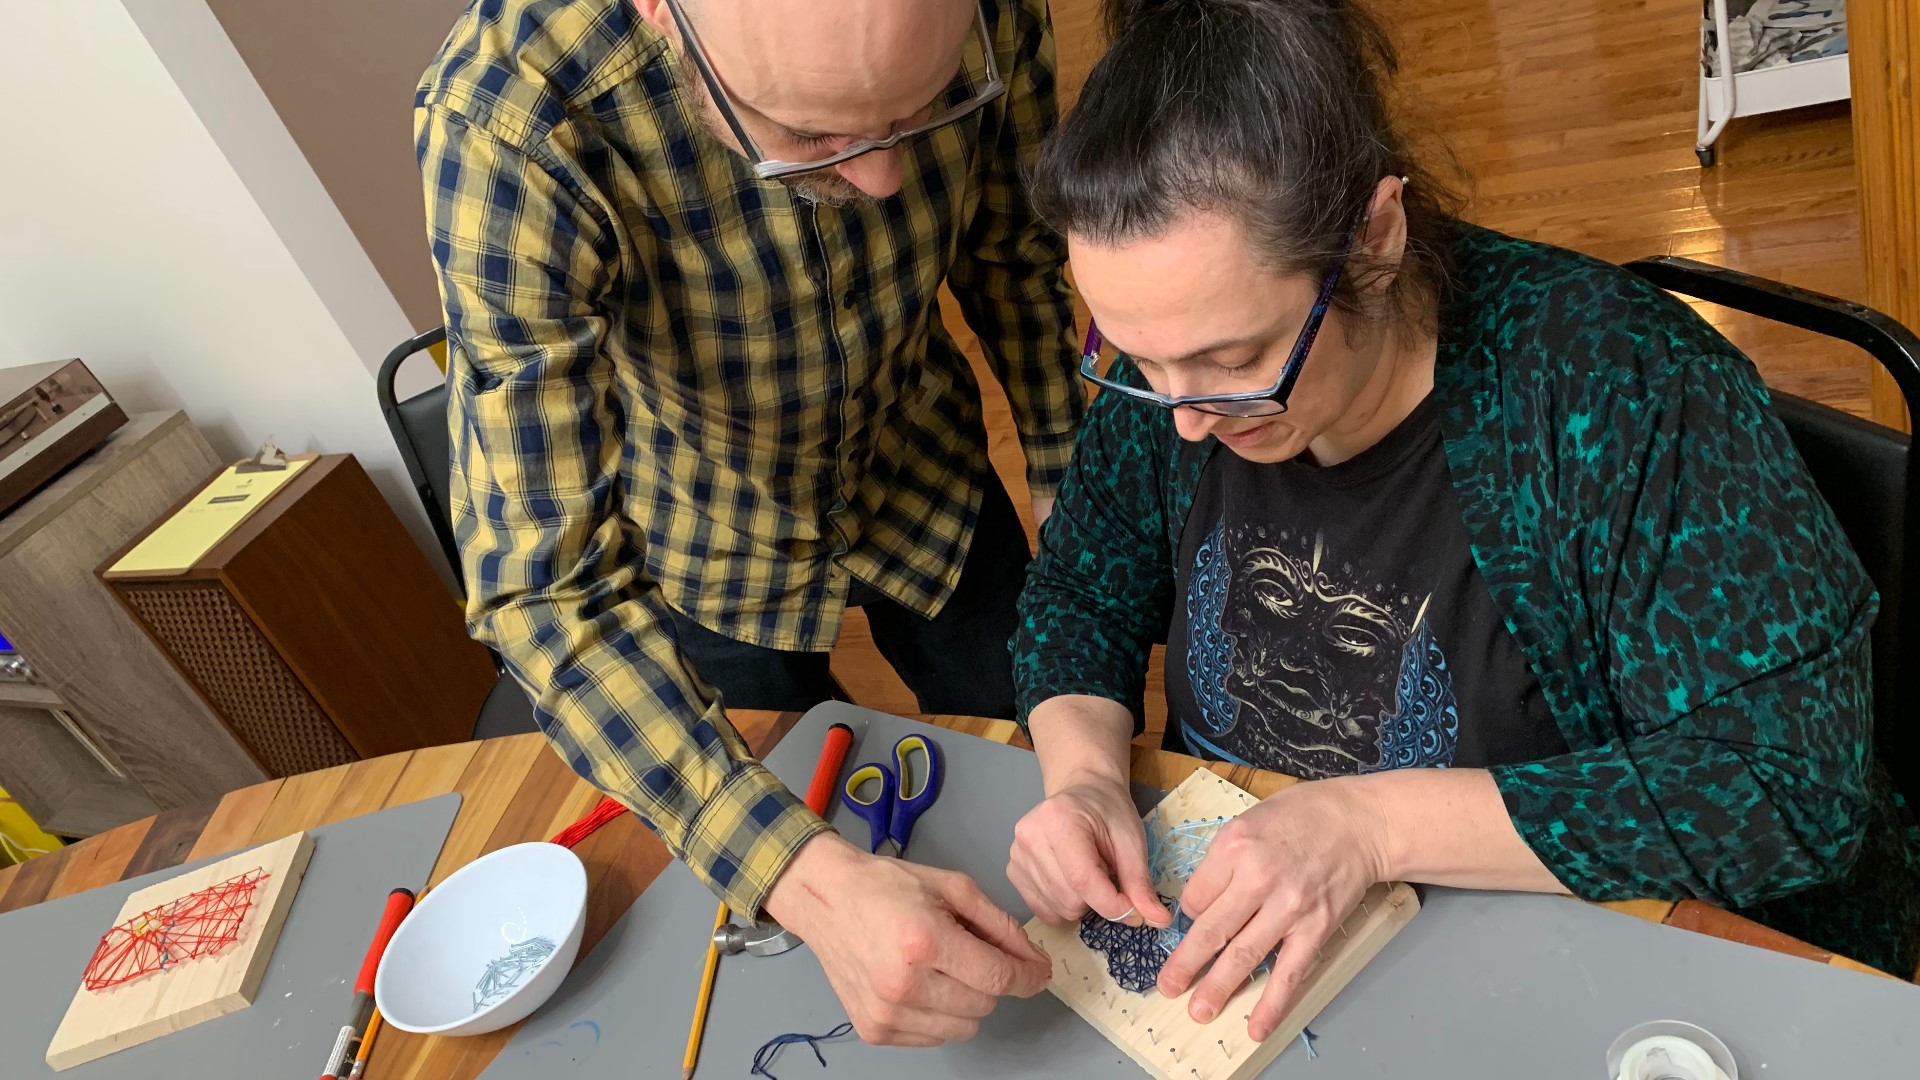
[375,842,587,1036]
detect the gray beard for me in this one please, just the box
[784,174,863,207]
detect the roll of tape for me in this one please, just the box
[1606,1020,1737,1080]
[1614,1035,1731,1080]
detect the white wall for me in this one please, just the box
[0,0,450,578]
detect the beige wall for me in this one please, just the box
[203,0,466,333]
[2,0,448,581]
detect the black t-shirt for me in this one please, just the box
[1164,394,1567,777]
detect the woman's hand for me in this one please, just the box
[1008,772,1173,928]
[1014,695,1170,928]
[1158,779,1387,1041]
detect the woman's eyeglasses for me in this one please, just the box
[1077,211,1364,417]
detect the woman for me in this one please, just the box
[1008,0,1920,1040]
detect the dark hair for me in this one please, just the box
[1030,0,1463,335]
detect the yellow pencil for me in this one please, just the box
[683,901,729,1080]
[347,1007,383,1079]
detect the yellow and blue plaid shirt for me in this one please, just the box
[415,0,1079,913]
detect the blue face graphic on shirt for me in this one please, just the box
[1184,520,1459,779]
[1223,542,1415,772]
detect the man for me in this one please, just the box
[415,0,1076,1046]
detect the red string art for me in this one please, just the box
[80,868,272,990]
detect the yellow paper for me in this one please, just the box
[110,457,313,573]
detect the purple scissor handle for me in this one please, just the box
[839,734,944,857]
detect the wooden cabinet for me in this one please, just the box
[0,412,267,836]
[100,454,496,775]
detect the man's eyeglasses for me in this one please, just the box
[1078,211,1365,417]
[661,0,1006,181]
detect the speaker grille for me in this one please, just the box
[119,583,357,776]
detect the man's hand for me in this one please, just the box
[1157,780,1387,1041]
[764,833,1051,1046]
[1008,772,1171,928]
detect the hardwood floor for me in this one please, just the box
[830,0,1870,722]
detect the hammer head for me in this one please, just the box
[713,919,803,957]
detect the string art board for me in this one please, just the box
[45,831,314,1071]
[1026,769,1418,1080]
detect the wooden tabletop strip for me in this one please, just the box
[426,735,547,889]
[0,843,67,913]
[383,741,483,811]
[186,778,286,862]
[315,749,416,827]
[1598,898,1680,925]
[1666,899,1836,965]
[248,762,356,846]
[475,748,586,853]
[0,834,65,905]
[117,801,218,882]
[43,816,154,903]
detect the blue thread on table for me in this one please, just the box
[750,1021,855,1079]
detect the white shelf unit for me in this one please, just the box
[1697,0,1852,165]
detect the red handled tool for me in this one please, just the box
[320,887,415,1080]
[803,722,856,815]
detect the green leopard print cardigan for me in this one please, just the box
[1012,225,1920,975]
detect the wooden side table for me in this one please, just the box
[0,412,267,835]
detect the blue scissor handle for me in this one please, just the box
[887,735,942,853]
[841,761,897,854]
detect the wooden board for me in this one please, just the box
[1026,769,1418,1080]
[45,831,313,1070]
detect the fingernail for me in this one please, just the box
[1192,1001,1216,1023]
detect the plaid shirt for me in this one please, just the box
[415,0,1079,913]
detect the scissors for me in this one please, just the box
[840,733,943,858]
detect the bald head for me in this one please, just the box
[642,0,979,199]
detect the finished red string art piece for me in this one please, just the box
[81,868,271,990]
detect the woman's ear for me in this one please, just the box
[1349,176,1410,309]
[1362,176,1410,268]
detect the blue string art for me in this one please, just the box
[1075,815,1235,993]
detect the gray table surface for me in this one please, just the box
[480,704,1918,1078]
[0,792,462,1080]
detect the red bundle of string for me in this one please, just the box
[549,796,628,848]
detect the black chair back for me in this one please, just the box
[375,328,539,739]
[375,327,460,586]
[1626,257,1920,807]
